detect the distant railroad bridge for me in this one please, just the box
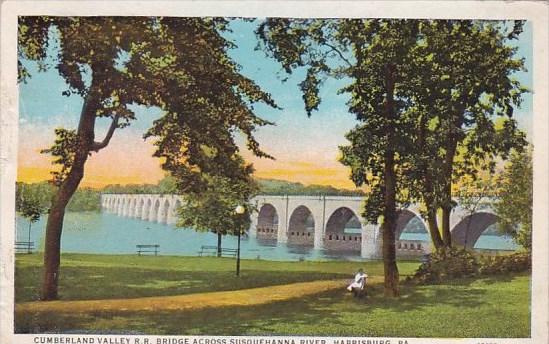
[101,193,499,259]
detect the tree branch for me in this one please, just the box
[91,114,120,152]
[323,42,353,68]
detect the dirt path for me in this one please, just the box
[16,279,362,314]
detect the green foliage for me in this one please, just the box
[39,128,78,186]
[259,19,529,249]
[140,18,278,196]
[16,183,46,223]
[19,17,279,299]
[479,252,531,275]
[102,183,160,194]
[20,16,276,208]
[157,175,177,194]
[176,157,258,236]
[258,18,424,218]
[19,17,167,186]
[258,19,429,296]
[15,182,101,212]
[257,178,364,196]
[16,182,54,213]
[409,248,480,284]
[102,175,177,195]
[494,148,533,250]
[410,249,531,284]
[402,20,528,247]
[66,188,101,212]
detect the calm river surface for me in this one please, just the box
[15,212,518,261]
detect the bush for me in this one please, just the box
[408,248,531,285]
[479,252,531,275]
[409,247,479,284]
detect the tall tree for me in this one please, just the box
[257,18,528,293]
[337,20,423,297]
[403,20,528,249]
[494,148,532,250]
[18,17,276,300]
[257,19,424,296]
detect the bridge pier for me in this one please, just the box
[314,222,323,249]
[277,216,288,243]
[249,213,258,237]
[361,223,380,259]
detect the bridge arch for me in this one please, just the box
[120,197,127,216]
[159,198,171,224]
[257,203,279,240]
[395,209,427,240]
[288,205,314,245]
[129,198,137,217]
[136,198,145,218]
[142,198,152,221]
[324,207,362,251]
[451,212,499,248]
[149,198,161,222]
[117,197,125,216]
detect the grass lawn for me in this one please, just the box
[14,253,530,337]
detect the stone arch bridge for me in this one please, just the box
[101,193,498,259]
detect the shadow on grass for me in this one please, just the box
[15,290,346,335]
[15,265,345,303]
[15,275,509,336]
[366,281,489,313]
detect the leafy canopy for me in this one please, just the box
[19,17,278,190]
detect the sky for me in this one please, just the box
[17,19,533,189]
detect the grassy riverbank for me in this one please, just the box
[15,253,530,337]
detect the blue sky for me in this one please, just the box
[18,19,533,188]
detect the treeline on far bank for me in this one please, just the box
[16,177,365,213]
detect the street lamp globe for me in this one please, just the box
[235,205,245,214]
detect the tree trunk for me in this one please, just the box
[440,101,466,248]
[27,221,32,254]
[41,94,99,301]
[441,205,452,247]
[217,232,222,257]
[426,208,444,249]
[382,149,400,297]
[441,139,457,248]
[423,171,444,250]
[381,64,399,297]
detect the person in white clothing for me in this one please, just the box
[347,268,367,297]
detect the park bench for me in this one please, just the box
[198,245,238,257]
[136,244,160,256]
[15,241,34,254]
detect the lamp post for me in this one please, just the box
[235,205,245,276]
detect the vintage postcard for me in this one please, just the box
[1,1,548,344]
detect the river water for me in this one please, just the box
[15,212,518,261]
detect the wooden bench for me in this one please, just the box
[136,244,159,256]
[15,241,34,254]
[198,245,238,257]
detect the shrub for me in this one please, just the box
[408,248,531,285]
[409,247,479,284]
[479,252,531,275]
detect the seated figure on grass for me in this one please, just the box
[347,268,367,298]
